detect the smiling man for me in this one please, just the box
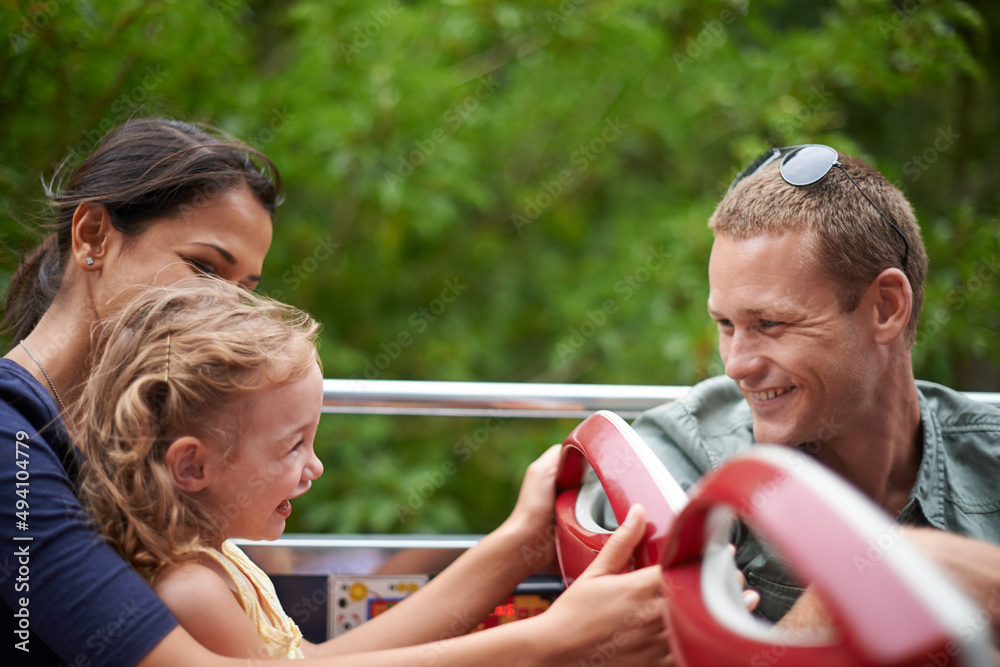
[630,145,1000,622]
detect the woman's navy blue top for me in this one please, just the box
[0,359,176,666]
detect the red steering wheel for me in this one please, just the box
[660,445,993,667]
[554,410,687,585]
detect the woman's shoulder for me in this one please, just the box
[0,358,75,470]
[0,358,58,417]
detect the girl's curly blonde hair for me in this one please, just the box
[75,279,320,583]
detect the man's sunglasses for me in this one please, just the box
[728,144,909,273]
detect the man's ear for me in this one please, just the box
[70,202,114,271]
[868,267,913,345]
[164,436,215,492]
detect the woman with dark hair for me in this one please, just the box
[0,119,669,666]
[4,118,281,344]
[0,117,278,664]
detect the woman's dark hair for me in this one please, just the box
[3,118,282,346]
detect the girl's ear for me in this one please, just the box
[164,436,214,492]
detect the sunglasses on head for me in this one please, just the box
[728,144,909,273]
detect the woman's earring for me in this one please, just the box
[85,257,94,266]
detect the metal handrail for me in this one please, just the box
[323,379,1000,419]
[322,379,691,418]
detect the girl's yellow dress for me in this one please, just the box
[194,540,306,659]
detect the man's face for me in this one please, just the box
[707,230,877,449]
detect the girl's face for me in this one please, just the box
[199,364,325,543]
[95,184,273,316]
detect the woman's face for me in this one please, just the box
[94,184,273,314]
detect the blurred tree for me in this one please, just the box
[2,0,997,533]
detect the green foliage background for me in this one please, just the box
[2,0,998,534]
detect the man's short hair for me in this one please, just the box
[708,152,927,344]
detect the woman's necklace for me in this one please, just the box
[19,340,82,441]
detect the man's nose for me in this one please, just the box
[724,330,766,382]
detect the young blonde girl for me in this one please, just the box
[76,278,322,658]
[76,279,670,665]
